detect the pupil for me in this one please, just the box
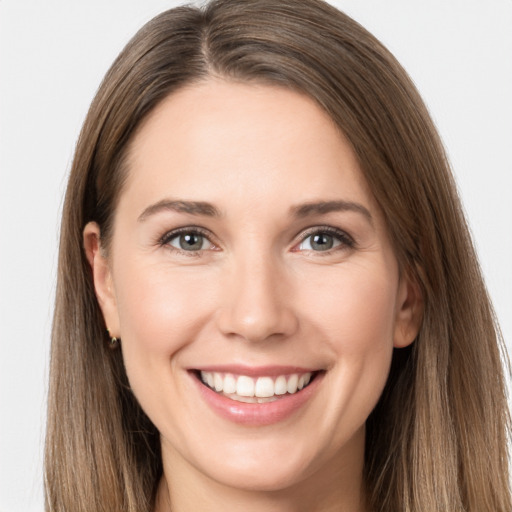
[311,233,333,251]
[180,233,202,251]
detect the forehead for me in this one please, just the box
[120,79,376,220]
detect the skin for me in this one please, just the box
[84,80,422,512]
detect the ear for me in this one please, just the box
[393,270,423,348]
[83,222,120,337]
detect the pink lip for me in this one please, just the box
[191,364,319,377]
[190,369,324,426]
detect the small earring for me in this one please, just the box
[106,328,120,349]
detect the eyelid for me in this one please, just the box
[157,224,355,254]
[159,226,219,250]
[292,225,355,252]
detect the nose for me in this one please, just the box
[215,252,299,344]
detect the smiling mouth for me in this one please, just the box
[194,370,320,404]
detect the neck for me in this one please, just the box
[154,431,367,512]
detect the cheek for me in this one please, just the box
[113,260,217,374]
[111,260,222,431]
[297,261,398,417]
[300,261,398,351]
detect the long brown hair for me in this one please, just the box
[45,1,511,510]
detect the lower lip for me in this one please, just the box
[191,372,323,426]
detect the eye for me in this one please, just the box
[299,233,339,251]
[161,228,215,253]
[296,227,354,253]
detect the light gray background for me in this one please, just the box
[1,1,511,510]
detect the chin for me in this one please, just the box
[202,453,315,493]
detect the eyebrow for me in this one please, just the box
[137,199,221,222]
[137,198,373,224]
[290,200,373,225]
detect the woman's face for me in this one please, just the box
[86,80,419,495]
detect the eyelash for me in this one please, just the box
[158,225,355,257]
[295,226,355,255]
[159,226,215,257]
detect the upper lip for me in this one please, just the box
[189,364,321,377]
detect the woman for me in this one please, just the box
[44,0,511,511]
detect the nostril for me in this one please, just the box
[214,267,299,343]
[216,308,299,344]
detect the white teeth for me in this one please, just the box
[274,375,287,395]
[199,371,314,400]
[236,375,255,397]
[223,374,236,394]
[214,373,223,392]
[255,377,274,398]
[297,373,312,389]
[225,394,278,404]
[228,394,258,404]
[287,374,299,394]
